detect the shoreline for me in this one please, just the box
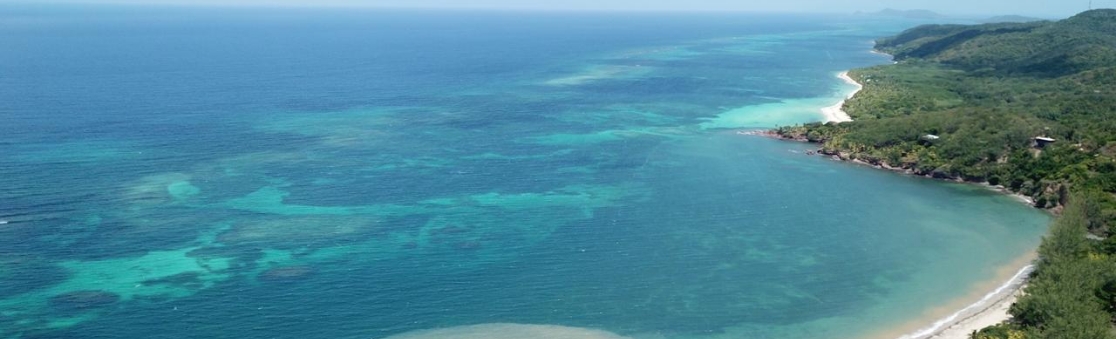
[903,264,1032,339]
[744,127,1044,211]
[739,128,1041,339]
[753,65,1040,339]
[819,71,862,123]
[863,253,1036,339]
[871,50,899,64]
[741,128,1044,212]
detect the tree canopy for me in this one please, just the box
[776,10,1116,338]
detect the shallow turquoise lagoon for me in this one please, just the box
[0,8,1047,339]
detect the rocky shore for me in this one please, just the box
[742,129,1053,211]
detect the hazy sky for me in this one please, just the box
[11,0,1105,17]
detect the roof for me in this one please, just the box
[1035,137,1056,142]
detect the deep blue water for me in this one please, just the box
[0,6,1048,339]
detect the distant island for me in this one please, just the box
[773,9,1116,339]
[854,8,948,19]
[981,15,1047,23]
[854,10,1052,24]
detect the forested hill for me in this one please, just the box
[775,9,1116,339]
[777,9,1116,213]
[878,9,1116,76]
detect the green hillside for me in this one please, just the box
[775,9,1116,339]
[879,10,1116,76]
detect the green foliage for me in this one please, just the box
[1008,196,1116,339]
[971,196,1116,339]
[774,10,1116,339]
[778,9,1116,212]
[878,10,1116,77]
[973,323,1026,339]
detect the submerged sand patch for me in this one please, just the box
[122,173,197,205]
[216,215,382,248]
[545,65,653,86]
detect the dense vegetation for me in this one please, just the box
[974,193,1116,339]
[775,9,1116,338]
[778,9,1116,215]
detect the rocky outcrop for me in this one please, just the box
[812,144,1058,211]
[747,129,1062,211]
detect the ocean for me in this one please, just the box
[0,6,1050,339]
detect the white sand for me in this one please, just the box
[925,291,1020,339]
[897,265,1032,339]
[819,71,862,123]
[818,57,1028,339]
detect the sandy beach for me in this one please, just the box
[904,266,1031,339]
[866,254,1035,339]
[923,289,1022,339]
[820,71,862,123]
[770,68,1037,338]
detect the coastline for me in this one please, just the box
[748,126,1043,211]
[864,253,1035,339]
[819,71,862,123]
[871,50,899,64]
[743,126,1040,339]
[747,62,1039,337]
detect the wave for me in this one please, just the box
[898,264,1034,339]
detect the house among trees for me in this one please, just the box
[919,134,940,145]
[1033,136,1056,148]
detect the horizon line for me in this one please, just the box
[0,1,1079,18]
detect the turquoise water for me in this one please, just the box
[0,7,1048,339]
